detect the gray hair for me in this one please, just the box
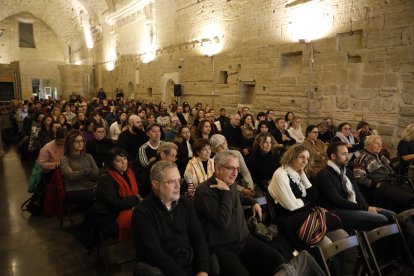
[214,150,238,166]
[150,161,178,181]
[364,134,382,148]
[157,142,178,155]
[210,134,227,150]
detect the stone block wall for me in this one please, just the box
[41,0,412,152]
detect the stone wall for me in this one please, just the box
[92,0,413,151]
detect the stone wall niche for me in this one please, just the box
[280,51,303,77]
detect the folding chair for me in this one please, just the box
[360,222,414,275]
[317,235,373,276]
[397,209,414,222]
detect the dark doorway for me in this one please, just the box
[0,82,14,101]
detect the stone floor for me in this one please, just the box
[0,145,135,275]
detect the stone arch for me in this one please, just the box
[160,72,179,103]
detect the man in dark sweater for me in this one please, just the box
[221,114,248,156]
[193,151,285,276]
[86,124,113,168]
[117,115,147,163]
[315,142,394,231]
[132,161,213,276]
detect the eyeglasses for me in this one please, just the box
[219,163,241,173]
[74,139,85,144]
[157,178,184,186]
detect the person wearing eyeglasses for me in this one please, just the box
[193,150,288,276]
[184,139,215,198]
[95,148,142,241]
[140,142,179,198]
[132,161,217,276]
[60,129,99,205]
[303,125,328,179]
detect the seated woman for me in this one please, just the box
[60,130,99,206]
[95,148,142,241]
[175,125,194,176]
[210,134,256,197]
[303,125,328,179]
[37,115,55,148]
[240,114,256,147]
[332,122,364,167]
[195,119,213,140]
[397,123,414,176]
[109,111,127,144]
[183,139,214,198]
[268,144,342,250]
[246,132,280,192]
[354,134,414,212]
[287,116,305,143]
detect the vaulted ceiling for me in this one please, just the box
[0,0,109,46]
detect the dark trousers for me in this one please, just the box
[214,234,285,276]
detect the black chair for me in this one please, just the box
[317,235,373,276]
[359,221,414,275]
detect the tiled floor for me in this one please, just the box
[0,145,134,275]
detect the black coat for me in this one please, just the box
[315,166,369,211]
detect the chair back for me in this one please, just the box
[264,192,277,224]
[360,221,414,275]
[317,235,372,276]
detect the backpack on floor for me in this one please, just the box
[21,177,46,216]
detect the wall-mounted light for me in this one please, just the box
[287,3,332,42]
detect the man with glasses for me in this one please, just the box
[193,150,286,276]
[132,161,216,276]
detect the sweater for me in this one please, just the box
[37,140,64,172]
[132,194,210,276]
[60,153,99,191]
[315,166,369,211]
[193,176,257,248]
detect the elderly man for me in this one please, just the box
[354,134,414,212]
[315,142,394,231]
[193,150,285,276]
[132,161,214,276]
[221,114,248,155]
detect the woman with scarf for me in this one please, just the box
[183,139,214,198]
[332,122,364,167]
[95,147,142,241]
[268,144,342,250]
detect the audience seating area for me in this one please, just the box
[1,93,414,275]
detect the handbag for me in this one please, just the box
[298,206,327,247]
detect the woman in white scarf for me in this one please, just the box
[332,122,364,163]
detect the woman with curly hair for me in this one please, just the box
[268,144,342,249]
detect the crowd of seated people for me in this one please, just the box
[5,91,414,275]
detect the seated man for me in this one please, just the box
[354,135,414,212]
[132,161,213,276]
[138,123,164,168]
[315,142,395,231]
[193,150,286,276]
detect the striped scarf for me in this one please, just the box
[298,206,327,247]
